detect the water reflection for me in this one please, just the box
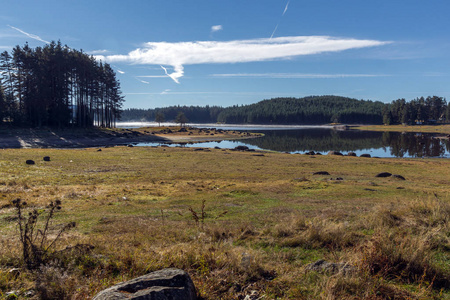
[242,129,449,158]
[381,132,449,158]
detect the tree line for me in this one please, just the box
[0,41,124,128]
[122,95,449,125]
[121,96,386,125]
[382,96,450,125]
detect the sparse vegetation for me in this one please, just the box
[0,146,449,299]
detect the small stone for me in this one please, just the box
[305,260,356,275]
[327,151,343,156]
[375,172,392,177]
[313,171,330,175]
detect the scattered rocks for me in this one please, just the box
[360,153,371,158]
[25,160,35,165]
[234,145,250,151]
[43,156,51,161]
[375,172,392,178]
[93,268,197,300]
[313,171,330,175]
[327,151,343,156]
[305,260,356,275]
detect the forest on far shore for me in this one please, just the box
[121,95,450,125]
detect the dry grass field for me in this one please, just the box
[0,146,449,299]
[355,124,450,135]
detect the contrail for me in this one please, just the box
[270,1,290,39]
[283,1,290,16]
[7,25,50,44]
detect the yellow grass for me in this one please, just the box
[0,147,449,299]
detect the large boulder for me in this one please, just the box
[93,268,197,300]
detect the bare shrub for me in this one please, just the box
[12,198,76,269]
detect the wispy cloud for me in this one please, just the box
[282,1,290,16]
[117,70,125,74]
[97,36,390,83]
[137,75,168,78]
[135,78,150,84]
[271,0,290,39]
[87,49,111,55]
[7,25,49,44]
[211,25,223,33]
[160,89,171,95]
[161,65,184,84]
[211,73,391,79]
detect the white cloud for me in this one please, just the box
[87,49,111,55]
[160,89,171,95]
[7,25,49,44]
[211,73,390,79]
[211,25,223,33]
[117,70,125,74]
[97,36,390,83]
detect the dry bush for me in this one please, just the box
[317,272,417,300]
[279,218,363,250]
[359,231,449,289]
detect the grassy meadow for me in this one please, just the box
[355,124,450,135]
[0,146,449,299]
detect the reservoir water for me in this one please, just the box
[117,122,450,158]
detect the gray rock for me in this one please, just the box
[93,268,196,300]
[375,172,392,177]
[305,260,356,275]
[327,151,343,156]
[392,174,406,180]
[234,145,250,151]
[313,171,330,175]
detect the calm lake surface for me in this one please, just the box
[117,122,450,158]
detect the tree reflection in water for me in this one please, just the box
[242,129,450,158]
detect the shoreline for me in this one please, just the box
[0,126,261,149]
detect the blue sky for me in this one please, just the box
[2,0,450,108]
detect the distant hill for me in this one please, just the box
[217,96,385,125]
[121,96,385,125]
